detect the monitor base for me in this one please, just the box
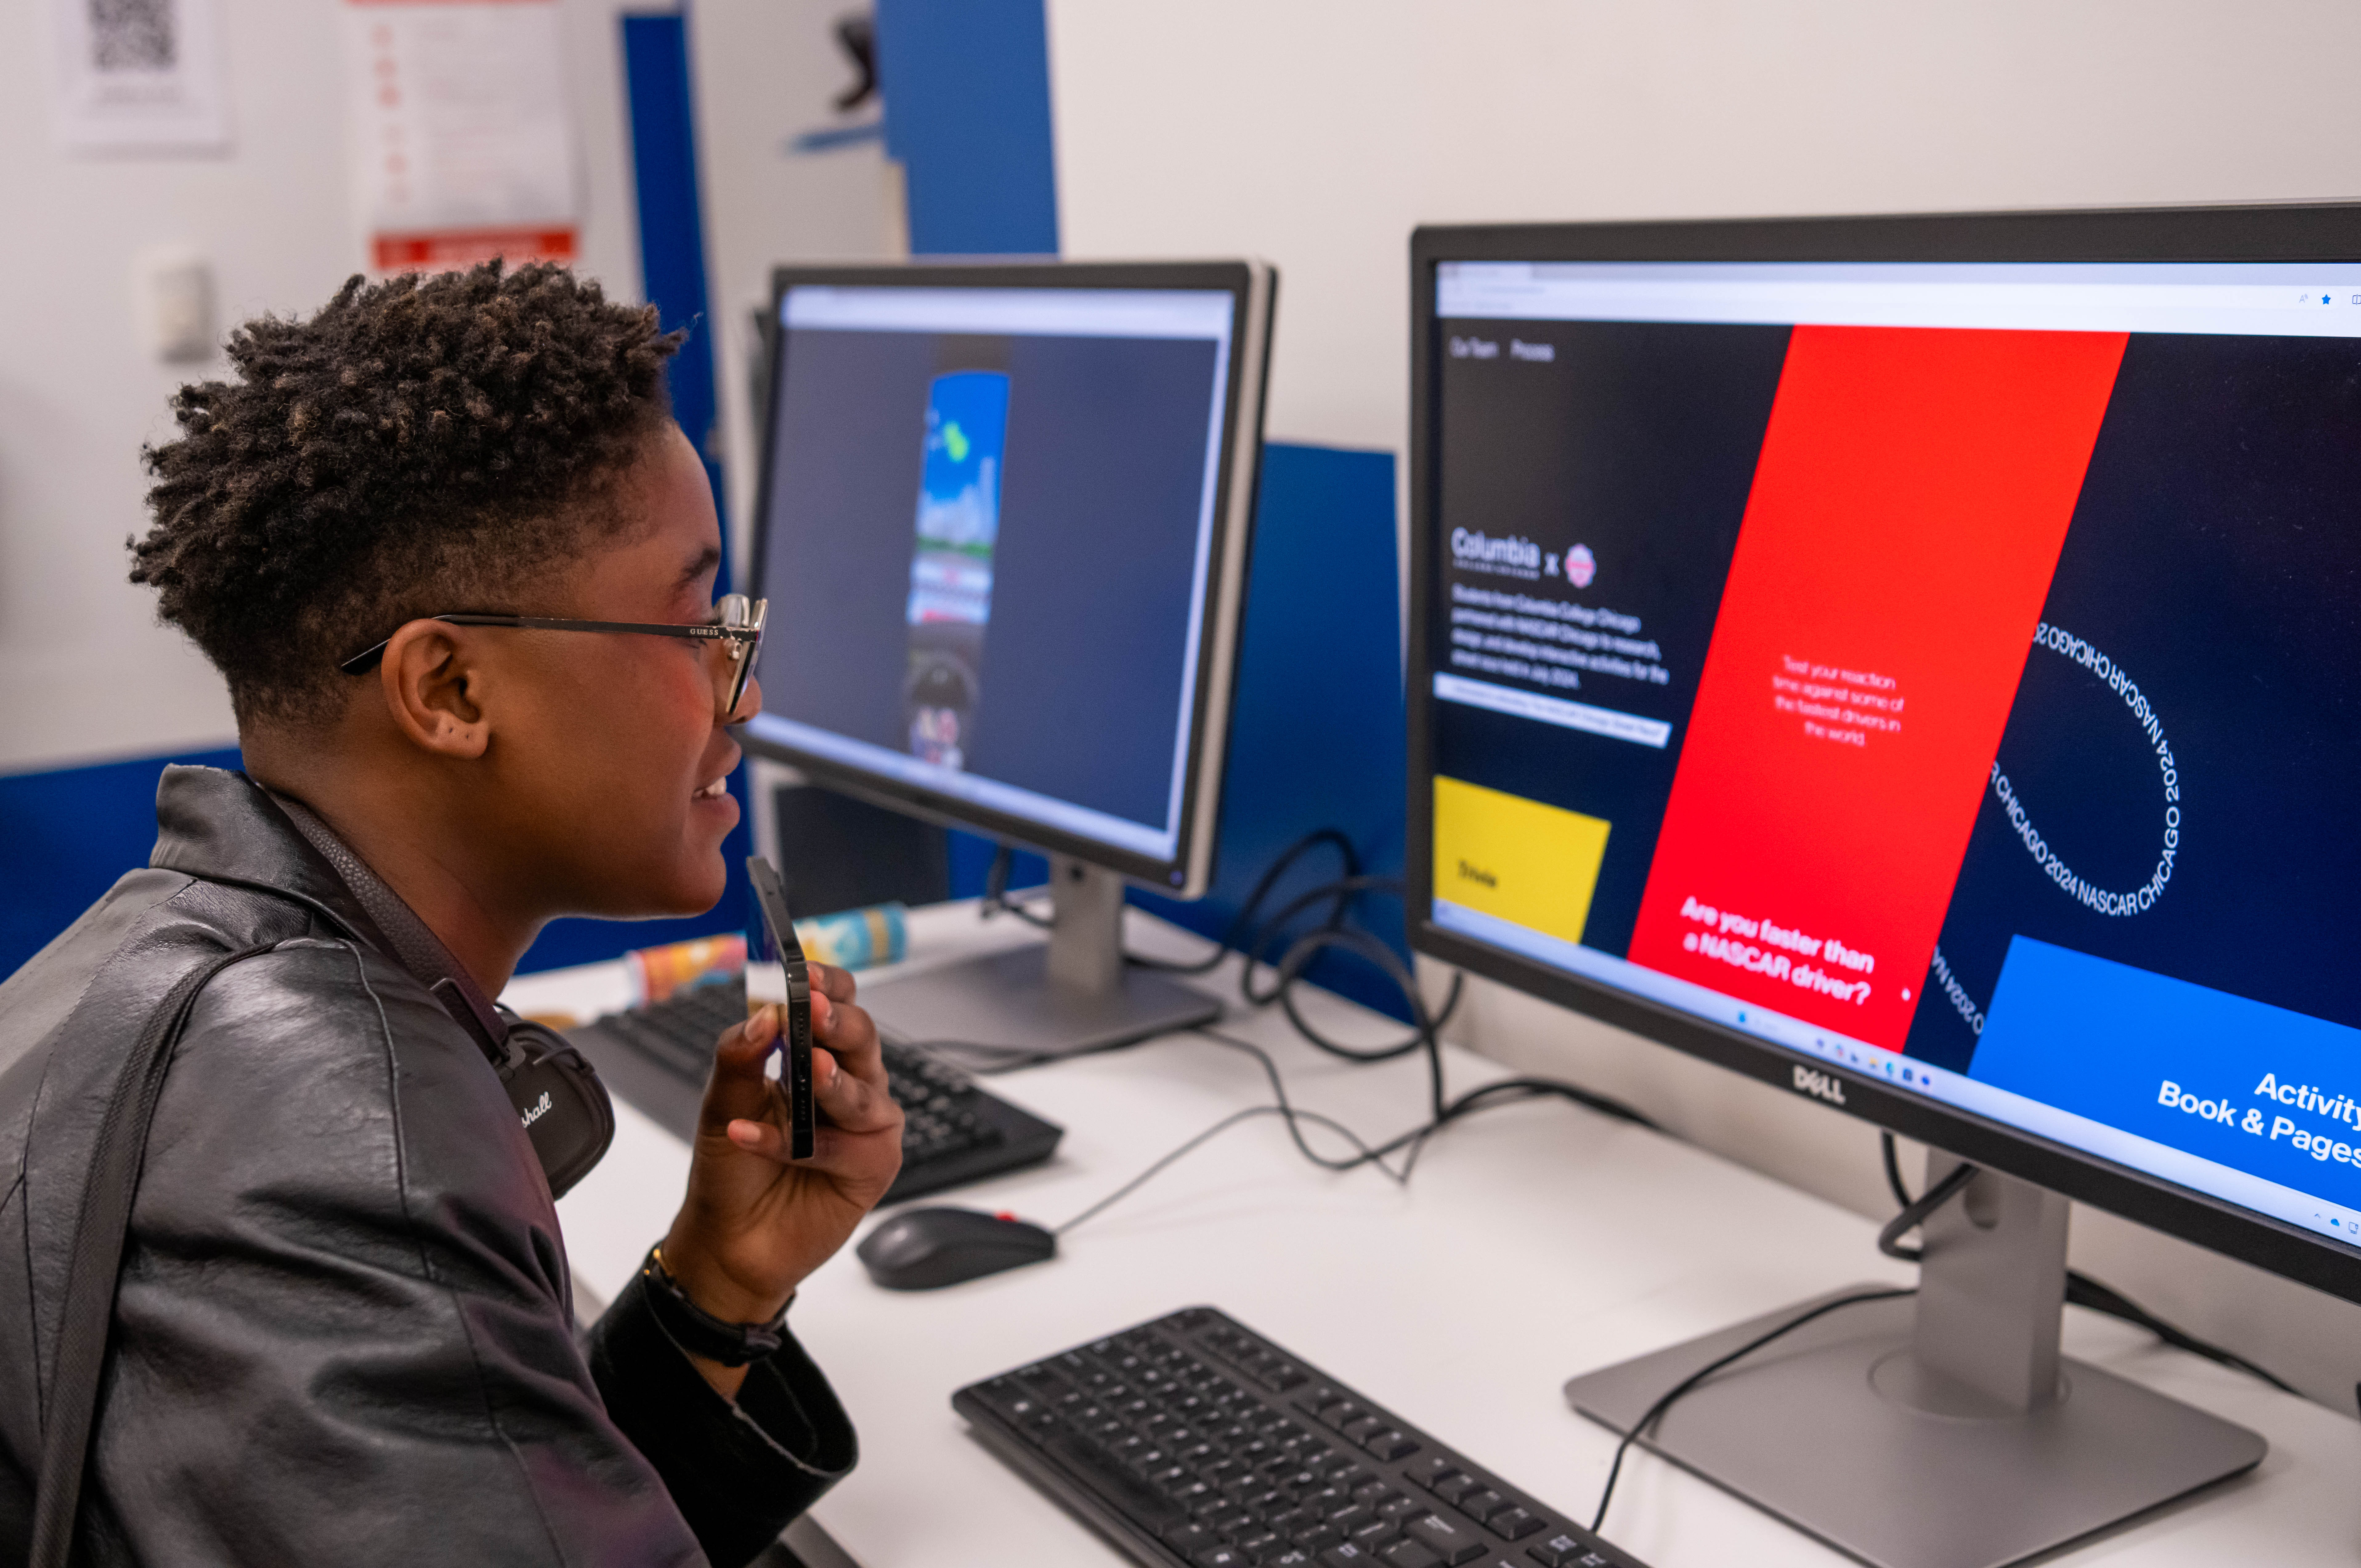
[1565,1288,2262,1568]
[862,942,1219,1057]
[1566,1153,2269,1568]
[862,858,1219,1057]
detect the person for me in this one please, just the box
[0,261,904,1565]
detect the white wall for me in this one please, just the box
[1045,0,2361,1414]
[0,0,647,774]
[1050,0,2361,453]
[687,0,900,563]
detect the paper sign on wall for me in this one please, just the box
[50,0,233,153]
[344,0,580,273]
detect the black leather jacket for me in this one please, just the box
[0,767,854,1565]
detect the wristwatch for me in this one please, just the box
[641,1246,792,1367]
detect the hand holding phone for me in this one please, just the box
[744,856,815,1159]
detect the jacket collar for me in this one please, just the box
[150,765,510,1055]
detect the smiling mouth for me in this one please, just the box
[693,777,729,801]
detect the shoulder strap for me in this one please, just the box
[29,942,274,1568]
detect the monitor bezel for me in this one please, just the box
[1406,202,2361,1303]
[744,258,1273,897]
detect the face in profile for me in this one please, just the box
[473,423,761,923]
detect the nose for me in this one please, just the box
[726,669,764,724]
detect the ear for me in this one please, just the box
[378,620,493,760]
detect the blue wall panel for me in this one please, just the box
[0,747,244,976]
[1131,444,1413,1021]
[874,0,1060,256]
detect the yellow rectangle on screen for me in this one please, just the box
[1433,776,1610,947]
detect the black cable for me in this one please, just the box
[980,846,1054,929]
[1052,1104,1406,1237]
[1129,829,1363,977]
[1590,1288,1913,1534]
[1875,1160,1979,1263]
[1048,1023,1656,1241]
[1876,1131,2298,1395]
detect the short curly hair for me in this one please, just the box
[132,261,683,728]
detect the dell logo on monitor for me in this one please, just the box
[1792,1065,1848,1106]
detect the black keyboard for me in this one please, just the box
[565,976,1063,1203]
[956,1307,1642,1568]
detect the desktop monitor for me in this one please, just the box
[741,260,1274,1053]
[1406,205,2361,1567]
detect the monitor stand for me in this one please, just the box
[859,855,1220,1058]
[1563,1153,2265,1568]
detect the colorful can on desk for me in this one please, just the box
[625,933,746,1007]
[794,902,908,971]
[623,903,908,1004]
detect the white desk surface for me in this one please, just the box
[509,900,2357,1568]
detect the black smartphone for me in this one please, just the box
[745,856,815,1159]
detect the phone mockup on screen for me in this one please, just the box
[745,856,815,1159]
[904,369,1010,771]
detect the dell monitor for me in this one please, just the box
[1408,205,2361,1568]
[741,260,1274,1054]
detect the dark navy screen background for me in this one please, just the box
[1428,313,2361,1216]
[757,326,1221,829]
[1431,321,1790,956]
[1905,334,2361,1072]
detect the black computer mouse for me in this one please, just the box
[856,1205,1058,1290]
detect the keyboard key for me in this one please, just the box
[1378,1541,1445,1568]
[1456,1490,1507,1522]
[1321,1546,1377,1568]
[1377,1496,1425,1523]
[1526,1541,1583,1568]
[1194,1549,1250,1568]
[1409,1458,1463,1491]
[1341,1416,1385,1444]
[1235,1535,1284,1563]
[1349,1517,1402,1550]
[1163,1524,1219,1551]
[1403,1513,1487,1566]
[1293,1524,1344,1551]
[1432,1474,1480,1505]
[1364,1432,1420,1461]
[1489,1509,1543,1541]
[1320,1400,1366,1429]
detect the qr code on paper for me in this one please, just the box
[88,0,176,72]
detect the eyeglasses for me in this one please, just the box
[337,594,769,720]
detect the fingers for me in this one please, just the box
[812,1045,900,1132]
[698,1005,780,1133]
[720,1046,902,1171]
[724,1115,792,1161]
[809,986,888,1093]
[809,961,857,1007]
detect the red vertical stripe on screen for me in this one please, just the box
[1626,325,2127,1048]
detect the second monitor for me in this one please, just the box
[741,260,1275,1052]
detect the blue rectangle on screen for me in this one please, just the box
[1971,935,2361,1198]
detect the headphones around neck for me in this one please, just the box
[430,977,615,1199]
